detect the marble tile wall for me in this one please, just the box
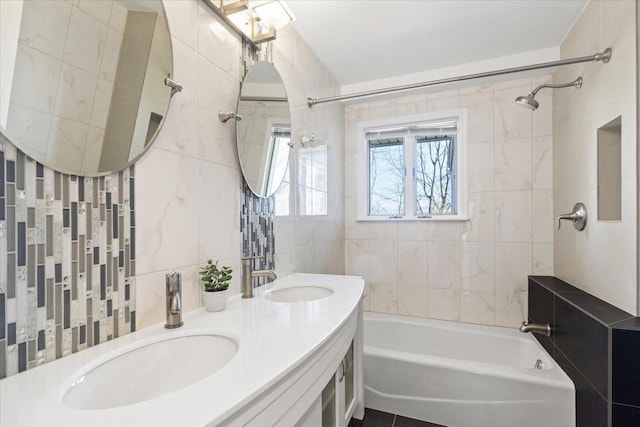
[553,0,638,316]
[344,76,554,327]
[134,0,345,328]
[0,136,135,379]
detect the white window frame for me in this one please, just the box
[356,109,469,222]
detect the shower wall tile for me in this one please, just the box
[494,290,527,329]
[0,139,135,379]
[396,240,427,287]
[368,283,398,314]
[460,290,495,325]
[494,138,532,191]
[345,75,553,328]
[553,0,637,315]
[467,142,494,192]
[397,285,427,317]
[427,288,461,322]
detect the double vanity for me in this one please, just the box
[0,274,365,426]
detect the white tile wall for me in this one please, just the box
[134,0,345,328]
[344,76,554,328]
[553,0,638,315]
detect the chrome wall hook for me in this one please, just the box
[164,77,183,97]
[556,203,587,231]
[218,111,243,123]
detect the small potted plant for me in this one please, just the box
[200,259,233,312]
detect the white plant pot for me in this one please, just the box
[202,289,229,312]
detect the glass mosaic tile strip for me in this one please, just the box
[0,142,135,379]
[241,183,275,287]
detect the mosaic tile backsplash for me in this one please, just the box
[241,182,275,287]
[0,138,136,379]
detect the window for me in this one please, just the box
[357,110,467,221]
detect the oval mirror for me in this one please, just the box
[0,0,173,176]
[236,61,291,198]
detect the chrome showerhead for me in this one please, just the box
[515,94,539,110]
[515,77,583,110]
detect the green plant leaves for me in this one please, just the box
[200,259,233,292]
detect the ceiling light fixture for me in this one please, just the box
[203,0,295,46]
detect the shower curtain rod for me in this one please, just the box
[306,48,612,107]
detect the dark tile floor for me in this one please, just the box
[349,408,447,427]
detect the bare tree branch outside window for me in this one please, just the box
[366,133,456,218]
[416,137,455,215]
[368,138,405,216]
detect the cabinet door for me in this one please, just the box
[322,340,357,427]
[343,341,356,422]
[321,374,338,427]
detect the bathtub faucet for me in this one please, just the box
[519,321,551,337]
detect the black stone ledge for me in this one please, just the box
[611,316,640,330]
[529,276,634,326]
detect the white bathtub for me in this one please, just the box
[364,313,575,427]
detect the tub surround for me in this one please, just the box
[528,276,637,427]
[0,273,364,426]
[345,75,554,328]
[552,0,637,315]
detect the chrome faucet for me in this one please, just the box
[519,321,551,336]
[241,256,277,298]
[165,270,183,329]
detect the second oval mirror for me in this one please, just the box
[236,61,291,198]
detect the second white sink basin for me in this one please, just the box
[265,286,334,303]
[63,334,238,410]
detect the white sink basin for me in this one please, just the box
[265,286,333,303]
[63,334,238,410]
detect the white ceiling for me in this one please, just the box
[286,0,587,88]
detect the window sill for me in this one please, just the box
[355,216,470,222]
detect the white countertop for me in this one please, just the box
[0,273,364,427]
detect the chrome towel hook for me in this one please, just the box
[218,111,243,123]
[164,77,183,97]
